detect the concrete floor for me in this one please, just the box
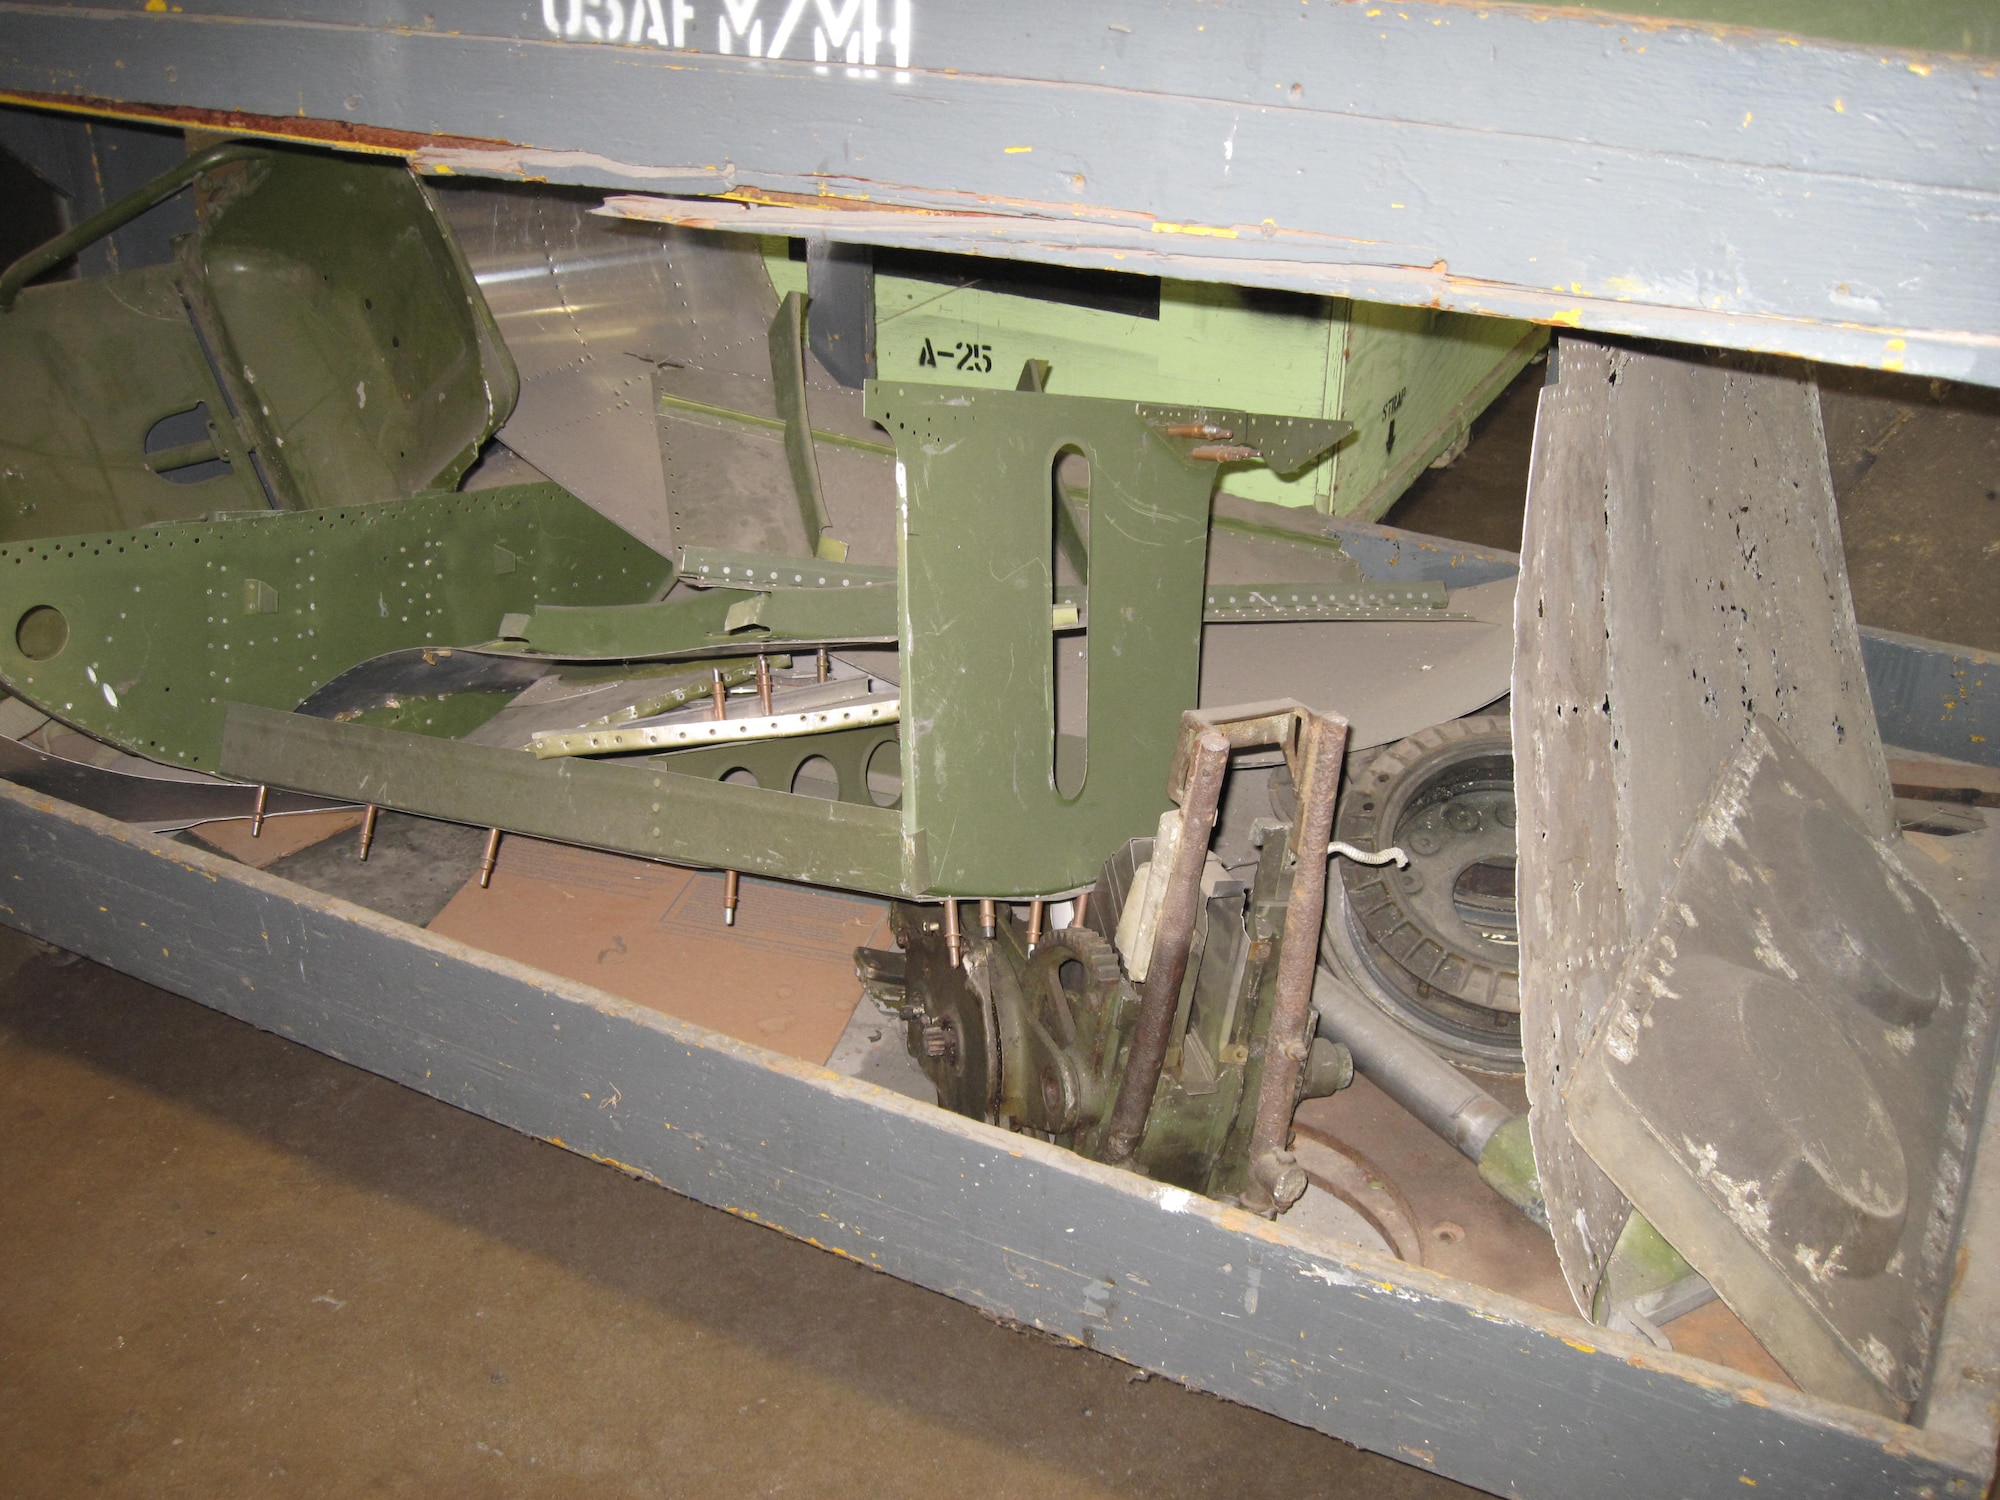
[3,351,1996,1499]
[0,926,1467,1499]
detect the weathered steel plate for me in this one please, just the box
[1514,338,1894,1319]
[1566,719,1996,1415]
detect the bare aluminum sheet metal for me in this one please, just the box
[1513,338,1895,1323]
[434,185,684,555]
[436,182,896,567]
[1202,497,1515,750]
[1199,579,1512,753]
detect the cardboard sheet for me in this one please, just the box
[428,837,889,1064]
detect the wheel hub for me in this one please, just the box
[1325,715,1523,1072]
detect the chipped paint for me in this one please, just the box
[3,759,1995,1493]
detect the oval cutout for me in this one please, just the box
[143,403,235,486]
[16,605,68,661]
[791,755,840,801]
[865,736,902,807]
[1052,445,1089,799]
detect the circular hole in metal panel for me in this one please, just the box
[865,736,902,807]
[16,605,68,661]
[791,755,840,801]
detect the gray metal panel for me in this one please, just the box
[1861,626,2000,770]
[0,775,1989,1499]
[0,4,1994,384]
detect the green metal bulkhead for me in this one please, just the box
[0,139,1347,908]
[206,383,1345,901]
[0,143,519,542]
[874,382,1344,897]
[0,486,675,771]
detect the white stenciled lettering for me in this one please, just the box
[545,0,670,45]
[885,0,911,68]
[775,0,908,67]
[541,0,910,64]
[629,0,679,46]
[718,0,761,54]
[764,0,814,60]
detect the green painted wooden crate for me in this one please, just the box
[768,246,1545,520]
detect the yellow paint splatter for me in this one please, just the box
[145,0,165,9]
[1908,61,1932,76]
[1151,221,1238,239]
[1004,145,1033,154]
[1739,1478,1758,1487]
[1741,110,1754,127]
[1834,98,1846,112]
[1561,1336,1597,1353]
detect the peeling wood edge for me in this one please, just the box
[0,777,1992,1494]
[0,85,508,156]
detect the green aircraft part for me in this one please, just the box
[880,384,1348,897]
[649,722,903,809]
[523,588,755,659]
[0,144,518,544]
[221,702,914,896]
[0,484,675,771]
[769,246,1544,521]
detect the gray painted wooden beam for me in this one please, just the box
[0,2,1993,385]
[0,779,1989,1498]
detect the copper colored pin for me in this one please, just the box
[723,869,741,927]
[357,804,379,861]
[1027,899,1045,948]
[711,667,728,720]
[250,784,268,838]
[755,653,774,716]
[815,647,830,684]
[943,899,962,969]
[1164,422,1233,440]
[1072,891,1091,929]
[478,827,502,889]
[978,897,996,939]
